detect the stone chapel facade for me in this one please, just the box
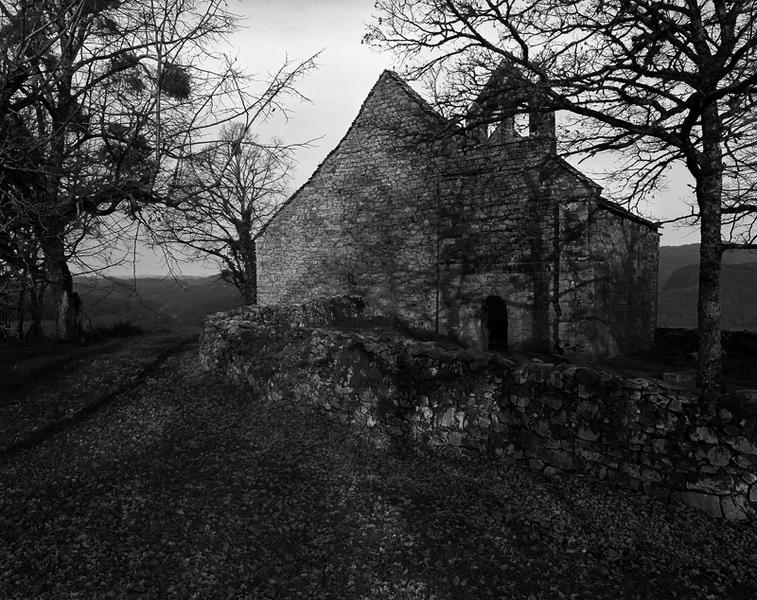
[256,70,659,359]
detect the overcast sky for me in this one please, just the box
[118,0,697,277]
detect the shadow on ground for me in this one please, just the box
[1,346,755,599]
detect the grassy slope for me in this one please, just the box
[70,275,242,330]
[659,246,757,330]
[42,246,757,334]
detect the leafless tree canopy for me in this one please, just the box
[149,122,301,305]
[0,0,314,338]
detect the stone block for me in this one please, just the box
[721,496,750,521]
[577,426,600,442]
[548,372,563,389]
[542,395,563,410]
[440,407,456,428]
[707,445,732,468]
[535,420,551,437]
[549,450,579,471]
[731,436,757,455]
[513,394,531,409]
[640,467,663,483]
[724,424,740,437]
[576,400,599,418]
[652,438,668,454]
[577,448,603,463]
[675,491,722,517]
[688,473,734,495]
[629,431,648,445]
[691,426,718,444]
[643,482,671,500]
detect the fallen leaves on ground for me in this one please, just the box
[1,341,756,599]
[0,332,196,452]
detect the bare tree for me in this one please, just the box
[0,0,271,340]
[151,123,296,305]
[367,0,757,391]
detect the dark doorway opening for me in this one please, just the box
[483,295,508,352]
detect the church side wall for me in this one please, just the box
[588,208,659,356]
[555,201,658,359]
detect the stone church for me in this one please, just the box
[256,70,659,359]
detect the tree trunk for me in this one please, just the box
[41,230,80,341]
[26,281,44,338]
[241,240,257,305]
[237,223,257,306]
[697,211,722,392]
[15,287,25,340]
[695,103,724,393]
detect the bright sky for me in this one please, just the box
[232,0,393,190]
[116,0,697,277]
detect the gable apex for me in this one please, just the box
[362,70,449,127]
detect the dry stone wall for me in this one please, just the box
[201,298,757,523]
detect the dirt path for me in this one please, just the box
[1,343,756,599]
[0,331,197,457]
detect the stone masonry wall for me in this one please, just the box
[256,72,443,331]
[201,299,757,522]
[257,70,658,359]
[256,71,568,342]
[556,202,659,359]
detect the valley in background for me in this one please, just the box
[30,243,757,334]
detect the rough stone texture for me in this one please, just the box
[256,70,659,360]
[201,299,757,523]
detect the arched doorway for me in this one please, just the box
[483,296,508,352]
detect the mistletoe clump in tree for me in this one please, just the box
[0,0,313,339]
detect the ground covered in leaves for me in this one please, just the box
[0,330,197,455]
[1,338,756,599]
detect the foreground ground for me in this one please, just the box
[1,336,756,599]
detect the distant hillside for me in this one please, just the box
[659,244,757,288]
[659,246,757,330]
[69,275,242,330]
[45,248,757,333]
